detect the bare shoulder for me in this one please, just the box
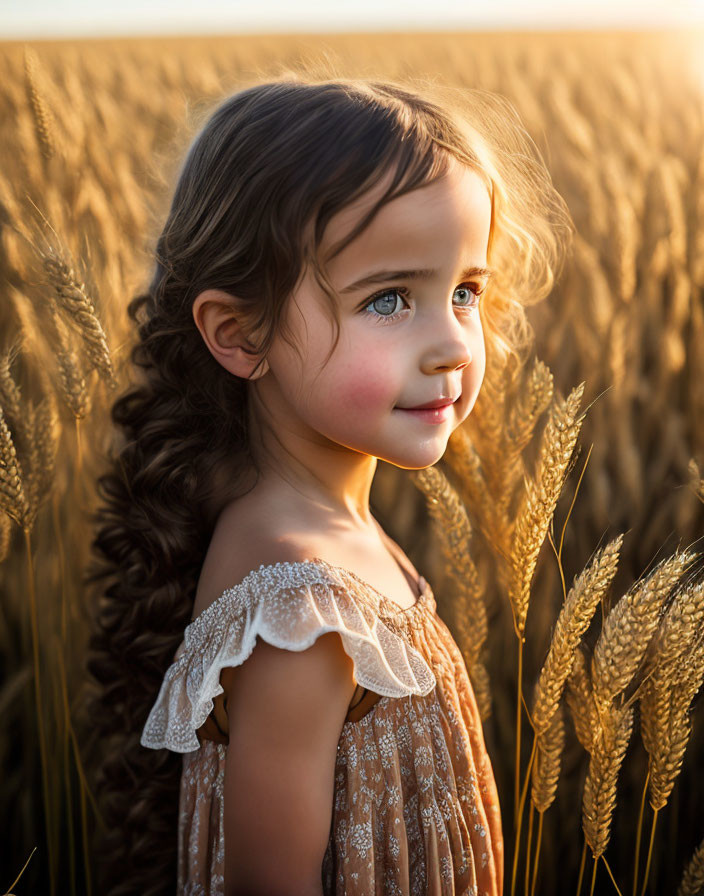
[192,493,317,621]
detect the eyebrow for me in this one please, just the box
[340,265,494,295]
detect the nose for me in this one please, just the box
[421,312,473,374]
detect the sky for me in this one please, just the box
[3,0,704,39]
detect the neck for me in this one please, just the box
[246,383,379,532]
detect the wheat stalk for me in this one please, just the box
[532,534,624,736]
[0,405,30,529]
[41,247,116,389]
[45,299,91,419]
[509,383,586,636]
[471,348,511,464]
[565,645,597,753]
[443,424,501,551]
[591,548,697,710]
[0,342,24,425]
[497,357,554,534]
[23,397,59,529]
[23,46,56,162]
[640,582,704,811]
[506,357,554,457]
[531,702,565,813]
[0,342,33,451]
[469,353,513,513]
[411,463,491,716]
[582,701,634,858]
[442,351,525,564]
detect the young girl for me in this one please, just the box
[85,71,571,896]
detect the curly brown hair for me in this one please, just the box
[80,68,572,895]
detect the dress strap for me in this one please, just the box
[348,684,369,711]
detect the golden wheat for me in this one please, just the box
[496,356,554,537]
[506,358,554,455]
[508,383,586,636]
[531,534,624,735]
[22,47,56,162]
[468,351,512,498]
[410,463,491,717]
[591,548,697,710]
[0,344,33,453]
[45,300,91,420]
[0,405,29,529]
[531,702,565,813]
[565,645,596,753]
[641,601,704,811]
[582,701,634,858]
[0,31,702,896]
[0,344,23,425]
[22,397,59,529]
[443,426,499,550]
[40,248,116,388]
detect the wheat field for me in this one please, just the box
[1,29,703,896]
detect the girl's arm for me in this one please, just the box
[221,630,357,896]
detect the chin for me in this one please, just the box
[383,443,449,471]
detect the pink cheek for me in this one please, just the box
[331,362,394,415]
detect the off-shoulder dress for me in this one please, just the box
[140,556,504,895]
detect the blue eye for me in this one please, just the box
[361,284,483,324]
[364,289,410,319]
[453,286,482,308]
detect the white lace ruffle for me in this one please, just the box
[140,560,437,753]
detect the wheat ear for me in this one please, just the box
[23,46,56,161]
[532,534,624,736]
[507,358,555,455]
[531,702,565,813]
[0,342,33,451]
[45,299,91,419]
[582,701,634,858]
[411,464,491,716]
[498,358,554,530]
[411,465,486,657]
[565,645,596,752]
[41,247,115,388]
[0,405,30,528]
[443,425,500,552]
[22,397,59,529]
[640,582,704,810]
[509,383,586,636]
[591,548,697,710]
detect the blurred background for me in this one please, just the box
[4,0,704,36]
[2,1,704,894]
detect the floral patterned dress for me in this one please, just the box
[140,557,504,895]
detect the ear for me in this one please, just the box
[192,289,269,380]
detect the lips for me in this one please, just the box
[398,396,459,410]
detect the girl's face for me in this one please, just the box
[258,156,492,470]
